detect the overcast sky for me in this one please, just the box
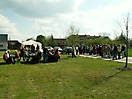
[0,0,132,41]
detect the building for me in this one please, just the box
[53,35,110,47]
[54,38,66,48]
[8,40,21,50]
[0,34,8,51]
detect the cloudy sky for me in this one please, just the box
[0,0,132,41]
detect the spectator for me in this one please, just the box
[43,47,48,63]
[75,46,79,55]
[19,46,25,61]
[36,44,40,50]
[14,50,20,62]
[117,44,121,59]
[31,44,35,53]
[3,51,10,64]
[112,44,118,60]
[54,49,60,62]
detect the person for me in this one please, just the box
[3,50,14,64]
[117,44,121,59]
[112,44,118,60]
[19,46,25,61]
[14,50,20,62]
[31,44,35,53]
[43,47,49,63]
[75,46,79,55]
[106,45,111,58]
[30,49,42,64]
[3,51,10,64]
[54,49,60,62]
[36,49,42,63]
[36,44,40,50]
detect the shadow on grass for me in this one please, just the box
[20,60,59,65]
[0,62,7,65]
[94,67,129,85]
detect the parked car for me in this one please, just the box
[45,46,54,51]
[62,46,73,54]
[54,46,62,52]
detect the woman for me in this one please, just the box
[54,49,60,62]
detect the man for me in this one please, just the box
[112,44,118,60]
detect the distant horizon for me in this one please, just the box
[7,33,112,42]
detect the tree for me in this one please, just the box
[85,37,112,46]
[117,13,132,68]
[114,31,127,44]
[36,35,46,47]
[46,35,54,47]
[66,23,79,46]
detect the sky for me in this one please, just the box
[0,0,132,41]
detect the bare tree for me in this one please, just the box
[117,13,132,67]
[66,23,79,46]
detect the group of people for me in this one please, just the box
[43,47,60,63]
[3,50,19,64]
[3,43,126,64]
[75,44,127,60]
[3,44,61,64]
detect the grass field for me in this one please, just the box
[0,52,132,99]
[128,49,132,57]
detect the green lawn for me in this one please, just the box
[128,49,132,57]
[0,54,132,99]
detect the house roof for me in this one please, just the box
[8,39,22,43]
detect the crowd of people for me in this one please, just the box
[3,43,126,64]
[3,44,61,64]
[75,44,127,60]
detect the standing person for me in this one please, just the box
[85,45,89,54]
[82,45,85,54]
[35,49,42,63]
[112,44,118,60]
[78,45,81,55]
[101,45,105,58]
[72,46,76,58]
[107,45,111,58]
[117,44,121,59]
[93,44,96,55]
[31,44,35,53]
[89,45,93,55]
[36,44,40,50]
[43,47,48,63]
[19,46,25,61]
[75,46,79,55]
[98,45,102,56]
